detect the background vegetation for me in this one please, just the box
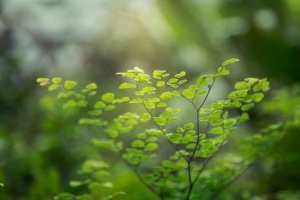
[0,0,299,199]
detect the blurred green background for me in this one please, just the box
[0,0,299,199]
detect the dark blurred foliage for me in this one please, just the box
[0,0,299,199]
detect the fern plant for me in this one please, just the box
[37,58,291,200]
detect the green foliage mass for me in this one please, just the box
[36,59,299,200]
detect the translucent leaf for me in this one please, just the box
[160,92,172,100]
[157,81,165,87]
[184,123,194,129]
[186,143,197,149]
[88,91,96,96]
[167,117,178,123]
[52,78,62,84]
[126,148,143,156]
[63,100,76,109]
[75,93,85,99]
[48,84,59,91]
[144,143,158,151]
[224,118,237,128]
[197,75,208,86]
[200,108,213,114]
[142,86,156,92]
[122,97,129,101]
[144,101,155,109]
[104,105,116,111]
[137,133,147,139]
[131,140,145,148]
[146,137,158,143]
[189,84,199,90]
[86,83,97,90]
[176,127,185,132]
[149,98,160,103]
[88,110,103,116]
[209,127,223,134]
[175,71,186,78]
[78,118,101,126]
[54,193,74,200]
[168,78,178,83]
[119,83,136,89]
[160,112,171,118]
[168,133,182,143]
[186,130,196,136]
[235,81,249,90]
[220,69,230,75]
[166,107,172,112]
[253,93,264,102]
[140,113,151,122]
[130,98,143,103]
[222,58,239,67]
[178,79,187,85]
[172,91,180,96]
[239,112,249,122]
[64,80,77,90]
[39,81,50,86]
[195,90,207,96]
[133,66,144,73]
[102,182,113,188]
[182,89,195,98]
[223,111,228,119]
[105,129,119,138]
[37,78,50,83]
[102,93,114,103]
[94,101,106,109]
[161,74,170,77]
[168,83,179,89]
[153,70,166,76]
[241,103,255,111]
[210,103,224,109]
[172,109,181,115]
[153,117,167,125]
[182,135,194,143]
[157,102,167,107]
[77,100,87,107]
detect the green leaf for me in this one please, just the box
[88,91,96,96]
[153,117,167,125]
[197,75,208,86]
[160,112,171,118]
[37,78,50,83]
[131,140,145,148]
[88,110,103,116]
[189,84,199,90]
[239,112,249,122]
[209,127,223,134]
[144,101,156,109]
[161,74,170,78]
[146,137,158,143]
[182,135,194,143]
[182,89,195,99]
[86,83,97,90]
[160,92,172,100]
[102,93,114,103]
[142,86,156,92]
[222,58,239,67]
[210,103,224,109]
[54,193,74,200]
[186,143,197,149]
[153,70,166,76]
[200,108,213,114]
[48,84,59,91]
[104,105,116,111]
[224,118,237,128]
[168,133,182,143]
[126,148,143,156]
[195,90,207,96]
[186,130,196,136]
[143,174,159,183]
[78,118,101,126]
[137,133,147,139]
[105,129,119,138]
[167,117,178,123]
[149,98,161,103]
[172,109,181,115]
[140,113,151,122]
[64,80,77,90]
[144,143,158,151]
[119,83,136,89]
[253,93,264,102]
[52,78,62,84]
[175,71,186,78]
[75,93,85,99]
[94,101,106,109]
[130,98,143,103]
[166,107,172,112]
[241,103,255,111]
[172,91,180,96]
[178,79,187,85]
[157,102,167,107]
[184,123,194,129]
[168,78,178,83]
[235,81,249,90]
[157,81,165,87]
[63,100,76,109]
[176,127,185,132]
[223,111,228,119]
